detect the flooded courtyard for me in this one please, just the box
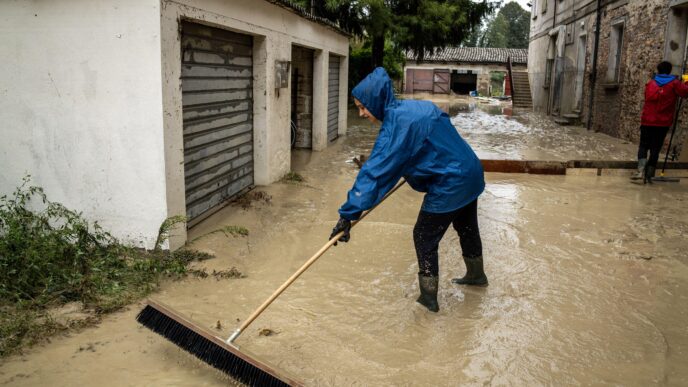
[1,101,687,386]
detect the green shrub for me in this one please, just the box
[0,177,212,357]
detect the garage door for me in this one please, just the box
[406,69,433,93]
[327,54,340,142]
[433,69,450,94]
[181,22,254,223]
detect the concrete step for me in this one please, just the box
[562,113,580,119]
[554,117,571,125]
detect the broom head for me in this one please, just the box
[136,300,302,386]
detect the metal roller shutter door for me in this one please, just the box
[181,22,254,223]
[327,55,340,142]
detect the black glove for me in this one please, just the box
[329,218,352,246]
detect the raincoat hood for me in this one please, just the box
[351,67,397,121]
[654,74,676,87]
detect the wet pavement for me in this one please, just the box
[409,95,639,161]
[1,100,687,386]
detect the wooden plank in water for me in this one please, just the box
[480,160,567,175]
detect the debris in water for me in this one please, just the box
[258,328,277,337]
[189,269,209,278]
[353,154,367,169]
[77,342,104,353]
[212,267,245,279]
[189,267,245,280]
[233,191,272,209]
[281,171,305,183]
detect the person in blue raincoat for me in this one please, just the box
[330,68,487,313]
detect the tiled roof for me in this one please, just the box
[406,47,528,65]
[264,0,350,36]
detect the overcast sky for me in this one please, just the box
[509,0,531,11]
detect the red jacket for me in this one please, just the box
[641,78,688,127]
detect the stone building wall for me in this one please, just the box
[530,0,688,159]
[591,1,667,141]
[589,2,633,139]
[580,12,599,127]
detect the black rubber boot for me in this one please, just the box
[451,255,488,286]
[644,165,656,185]
[416,274,439,312]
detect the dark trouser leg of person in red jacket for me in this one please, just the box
[634,126,651,180]
[639,125,670,183]
[646,126,670,168]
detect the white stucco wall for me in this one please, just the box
[160,0,349,247]
[0,0,349,249]
[0,0,167,248]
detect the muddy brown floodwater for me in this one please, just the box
[1,103,687,386]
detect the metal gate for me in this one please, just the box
[433,69,450,94]
[327,55,340,142]
[181,22,254,223]
[406,69,433,93]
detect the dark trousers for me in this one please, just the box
[638,125,670,168]
[413,199,482,277]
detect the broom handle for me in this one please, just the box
[227,178,406,344]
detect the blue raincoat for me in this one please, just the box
[339,68,485,220]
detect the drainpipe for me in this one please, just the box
[587,0,602,130]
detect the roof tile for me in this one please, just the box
[406,47,528,65]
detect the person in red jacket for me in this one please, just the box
[634,61,688,183]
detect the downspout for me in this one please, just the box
[552,0,559,114]
[587,0,602,130]
[552,0,558,30]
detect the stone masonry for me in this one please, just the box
[529,0,688,161]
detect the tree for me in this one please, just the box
[292,0,496,74]
[393,0,495,62]
[301,0,495,68]
[481,1,529,48]
[482,13,508,48]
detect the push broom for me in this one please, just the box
[653,97,682,183]
[137,179,407,386]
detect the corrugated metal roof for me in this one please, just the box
[264,0,351,36]
[406,47,528,65]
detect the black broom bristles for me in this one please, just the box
[136,304,293,387]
